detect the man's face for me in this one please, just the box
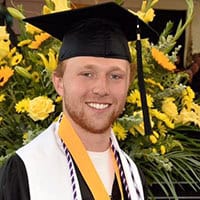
[53,56,130,134]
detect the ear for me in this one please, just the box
[52,72,64,96]
[129,63,137,84]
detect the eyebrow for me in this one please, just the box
[82,64,127,72]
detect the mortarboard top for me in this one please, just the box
[23,2,155,42]
[23,2,157,62]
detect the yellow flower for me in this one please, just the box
[161,97,178,119]
[182,96,192,111]
[17,39,32,47]
[31,71,40,82]
[181,87,195,110]
[151,47,176,71]
[144,8,155,22]
[157,121,167,136]
[137,8,155,23]
[128,0,158,23]
[52,0,71,12]
[127,89,153,108]
[160,145,166,155]
[42,0,71,14]
[113,122,127,140]
[23,132,28,140]
[150,109,174,129]
[10,53,23,66]
[7,47,16,58]
[38,49,58,72]
[25,23,42,34]
[42,5,52,14]
[0,26,10,60]
[185,86,195,100]
[127,89,140,105]
[134,124,145,136]
[15,98,30,113]
[129,126,136,136]
[0,94,6,102]
[55,96,62,103]
[28,32,51,49]
[0,66,14,87]
[145,78,164,90]
[28,96,55,121]
[150,134,158,144]
[0,116,3,124]
[153,130,159,139]
[0,60,7,66]
[181,87,193,108]
[176,108,200,128]
[192,103,200,116]
[152,148,157,153]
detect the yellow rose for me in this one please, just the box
[28,96,55,121]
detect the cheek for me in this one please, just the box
[111,83,129,100]
[64,79,88,97]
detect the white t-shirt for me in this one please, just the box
[87,149,115,195]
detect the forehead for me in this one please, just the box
[63,56,130,70]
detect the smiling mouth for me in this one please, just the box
[87,103,110,110]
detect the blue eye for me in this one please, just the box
[81,72,93,77]
[110,74,122,80]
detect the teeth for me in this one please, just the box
[88,103,109,110]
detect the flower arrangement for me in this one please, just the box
[114,0,200,198]
[0,3,64,161]
[1,0,200,199]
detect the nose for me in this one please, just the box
[92,77,110,97]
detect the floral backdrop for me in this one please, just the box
[0,0,200,199]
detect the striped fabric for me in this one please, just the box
[62,141,78,200]
[111,143,131,199]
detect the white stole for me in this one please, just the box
[17,121,144,200]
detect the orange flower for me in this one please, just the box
[151,47,176,71]
[28,32,51,49]
[0,66,14,87]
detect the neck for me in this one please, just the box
[77,131,111,152]
[64,114,111,152]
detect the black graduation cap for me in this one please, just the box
[24,2,154,135]
[23,2,157,62]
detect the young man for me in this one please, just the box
[0,2,153,200]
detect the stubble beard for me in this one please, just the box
[63,97,125,134]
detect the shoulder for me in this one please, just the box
[17,121,57,158]
[0,154,30,200]
[0,154,27,181]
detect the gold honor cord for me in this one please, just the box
[59,115,124,200]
